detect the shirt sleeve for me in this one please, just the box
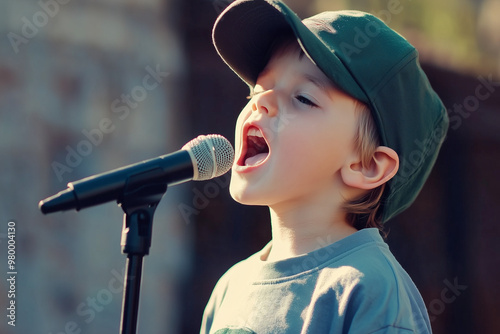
[200,267,233,334]
[340,263,429,333]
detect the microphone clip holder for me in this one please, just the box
[118,182,168,334]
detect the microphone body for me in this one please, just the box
[39,135,234,214]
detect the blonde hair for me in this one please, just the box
[343,101,386,233]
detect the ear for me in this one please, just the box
[341,146,399,190]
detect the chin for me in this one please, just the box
[229,182,250,205]
[229,179,267,206]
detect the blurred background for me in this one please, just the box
[0,0,498,333]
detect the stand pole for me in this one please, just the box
[118,183,167,334]
[121,255,143,334]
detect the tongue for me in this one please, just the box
[245,153,268,166]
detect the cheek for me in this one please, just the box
[276,123,351,174]
[273,133,323,176]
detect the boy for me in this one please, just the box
[201,0,449,333]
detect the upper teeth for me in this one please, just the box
[248,127,263,138]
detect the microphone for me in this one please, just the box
[39,134,234,214]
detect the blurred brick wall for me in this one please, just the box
[0,0,192,333]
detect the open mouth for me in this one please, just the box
[241,126,269,167]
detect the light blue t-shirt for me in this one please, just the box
[201,228,431,334]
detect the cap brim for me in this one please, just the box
[212,0,368,103]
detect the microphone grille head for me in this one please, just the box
[182,134,234,181]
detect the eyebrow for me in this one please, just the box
[303,73,336,95]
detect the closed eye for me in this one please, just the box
[295,95,318,108]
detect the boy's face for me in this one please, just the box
[230,48,360,210]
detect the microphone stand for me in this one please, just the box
[118,181,168,334]
[38,134,232,333]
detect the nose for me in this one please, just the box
[252,90,278,117]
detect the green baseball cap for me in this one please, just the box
[212,0,449,223]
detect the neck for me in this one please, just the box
[265,200,357,262]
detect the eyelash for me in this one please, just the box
[295,95,318,108]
